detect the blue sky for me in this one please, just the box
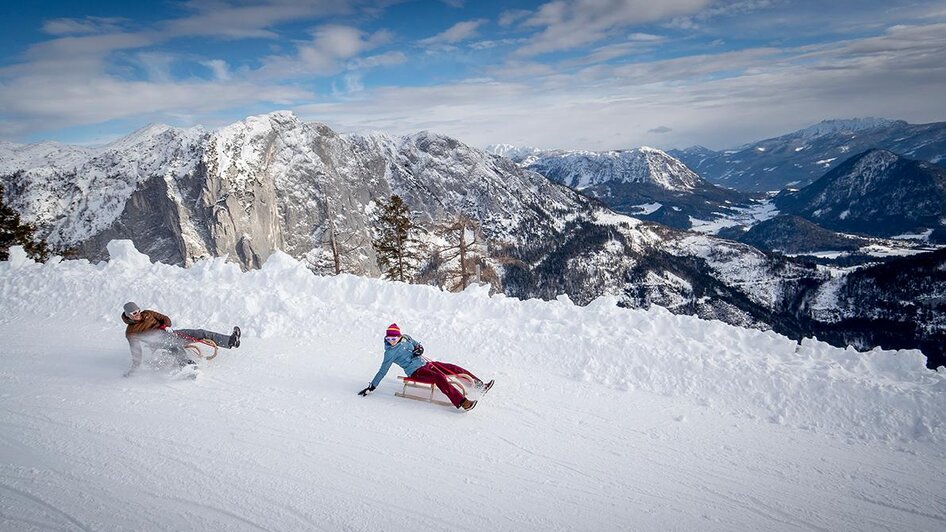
[1,0,945,150]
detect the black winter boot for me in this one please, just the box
[229,326,241,348]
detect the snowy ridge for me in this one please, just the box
[2,241,942,445]
[484,143,543,161]
[791,118,904,140]
[1,125,206,246]
[515,146,702,191]
[0,140,96,176]
[671,117,946,192]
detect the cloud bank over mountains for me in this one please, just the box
[1,0,944,150]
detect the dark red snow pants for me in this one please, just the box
[409,362,479,408]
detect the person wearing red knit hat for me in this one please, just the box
[358,323,493,411]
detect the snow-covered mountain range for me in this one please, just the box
[2,112,945,366]
[670,118,946,192]
[486,144,757,230]
[774,149,946,239]
[490,145,702,191]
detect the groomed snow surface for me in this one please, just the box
[1,241,944,531]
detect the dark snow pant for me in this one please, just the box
[173,329,232,349]
[409,362,480,408]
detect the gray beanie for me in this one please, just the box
[123,302,140,315]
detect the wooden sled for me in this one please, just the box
[184,339,218,360]
[396,373,475,407]
[154,338,218,361]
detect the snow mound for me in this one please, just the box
[2,240,943,445]
[107,239,153,268]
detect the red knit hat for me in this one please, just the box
[385,323,401,337]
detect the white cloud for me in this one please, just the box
[0,77,311,138]
[346,51,407,70]
[419,19,488,45]
[134,52,177,82]
[499,9,531,27]
[628,33,665,42]
[469,38,526,51]
[256,25,393,78]
[202,59,231,81]
[516,0,712,56]
[41,16,129,36]
[164,0,357,39]
[291,21,946,151]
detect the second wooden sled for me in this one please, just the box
[396,373,475,407]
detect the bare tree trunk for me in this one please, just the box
[396,240,405,282]
[329,220,342,275]
[458,224,468,290]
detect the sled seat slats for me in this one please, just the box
[395,376,453,407]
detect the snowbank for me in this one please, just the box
[1,241,943,445]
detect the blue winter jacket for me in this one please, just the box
[370,334,426,388]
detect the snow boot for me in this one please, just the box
[229,326,241,348]
[481,379,495,394]
[460,398,477,411]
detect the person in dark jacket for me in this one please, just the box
[358,323,493,411]
[120,301,241,377]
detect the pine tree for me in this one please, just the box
[0,184,51,262]
[372,194,419,282]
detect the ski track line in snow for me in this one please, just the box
[0,482,93,532]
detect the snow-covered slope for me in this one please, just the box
[1,242,944,530]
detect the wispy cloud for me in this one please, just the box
[201,59,231,81]
[419,19,488,46]
[499,9,531,27]
[255,25,393,78]
[515,0,711,56]
[164,0,357,39]
[41,16,130,36]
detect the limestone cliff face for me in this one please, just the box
[8,111,591,275]
[192,113,394,273]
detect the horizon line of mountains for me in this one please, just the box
[2,113,945,368]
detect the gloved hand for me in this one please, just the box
[357,384,376,396]
[412,344,424,357]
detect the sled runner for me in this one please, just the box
[396,373,475,407]
[182,338,218,360]
[153,337,218,360]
